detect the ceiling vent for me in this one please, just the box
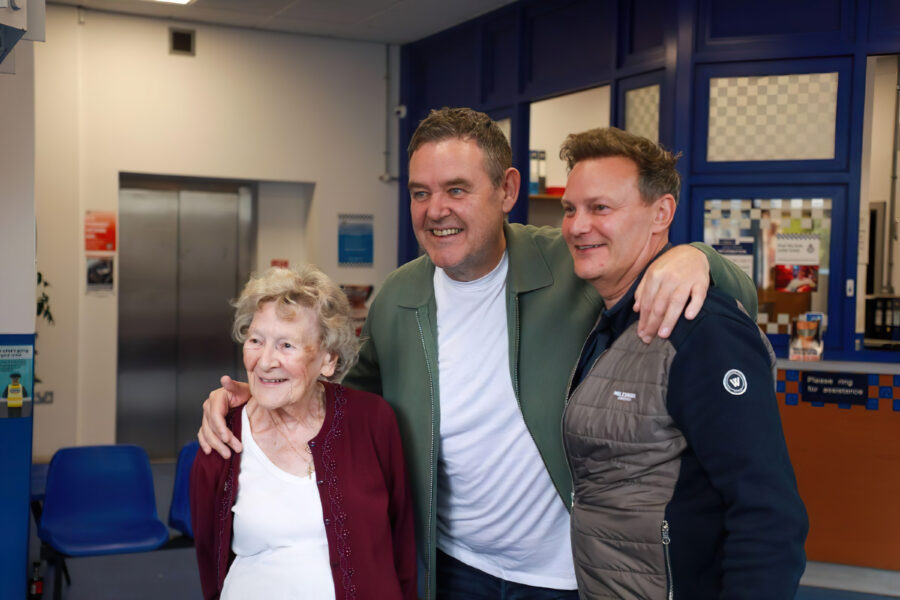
[169,27,194,56]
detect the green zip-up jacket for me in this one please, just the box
[342,222,756,599]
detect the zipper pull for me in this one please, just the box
[661,520,671,545]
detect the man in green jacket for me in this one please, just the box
[199,108,757,599]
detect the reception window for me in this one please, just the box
[703,195,836,340]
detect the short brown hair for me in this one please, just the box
[232,266,359,381]
[408,107,511,187]
[559,127,681,204]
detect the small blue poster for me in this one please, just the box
[0,334,35,419]
[338,214,374,266]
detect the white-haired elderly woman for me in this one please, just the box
[191,266,416,600]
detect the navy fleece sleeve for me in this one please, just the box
[667,309,808,599]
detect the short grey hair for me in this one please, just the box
[232,265,359,381]
[408,107,512,188]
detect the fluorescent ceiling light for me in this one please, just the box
[153,0,193,5]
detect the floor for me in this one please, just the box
[28,462,898,599]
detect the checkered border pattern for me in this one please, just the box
[707,72,838,162]
[703,198,832,334]
[777,370,900,410]
[625,84,660,143]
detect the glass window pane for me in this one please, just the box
[704,197,832,335]
[625,84,660,143]
[707,72,838,162]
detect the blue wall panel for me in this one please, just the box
[868,0,900,43]
[619,0,668,67]
[696,0,854,57]
[0,333,34,599]
[707,0,842,38]
[482,10,519,108]
[408,25,481,118]
[523,0,615,96]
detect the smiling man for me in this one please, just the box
[198,108,758,599]
[560,127,808,599]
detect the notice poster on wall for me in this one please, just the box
[86,255,114,294]
[774,233,820,293]
[801,371,867,405]
[0,335,34,418]
[338,214,374,266]
[84,210,117,252]
[711,238,755,283]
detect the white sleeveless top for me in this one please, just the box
[221,409,336,600]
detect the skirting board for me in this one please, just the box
[801,561,900,597]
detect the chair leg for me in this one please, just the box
[60,558,71,586]
[53,556,62,600]
[40,543,70,599]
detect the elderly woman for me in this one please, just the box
[190,266,416,600]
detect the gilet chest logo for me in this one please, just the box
[723,369,747,396]
[613,390,636,402]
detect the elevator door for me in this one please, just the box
[117,187,251,459]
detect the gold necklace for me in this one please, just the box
[270,414,314,479]
[267,387,325,479]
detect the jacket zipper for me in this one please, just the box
[561,326,606,511]
[415,310,436,600]
[661,520,673,600]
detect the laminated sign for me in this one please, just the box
[0,335,34,418]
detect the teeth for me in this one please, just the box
[260,377,286,383]
[432,228,462,237]
[577,244,603,250]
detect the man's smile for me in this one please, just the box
[430,227,463,237]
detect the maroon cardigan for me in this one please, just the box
[190,383,417,600]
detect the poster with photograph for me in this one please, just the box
[774,233,820,293]
[774,264,819,293]
[86,255,114,293]
[0,335,34,418]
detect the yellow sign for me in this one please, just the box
[6,383,23,408]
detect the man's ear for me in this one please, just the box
[651,194,677,232]
[500,167,521,214]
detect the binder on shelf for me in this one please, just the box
[894,298,900,341]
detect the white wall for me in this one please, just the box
[32,6,400,459]
[256,181,314,270]
[529,85,611,188]
[0,42,36,334]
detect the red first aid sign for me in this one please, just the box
[85,211,117,251]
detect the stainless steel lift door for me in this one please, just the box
[117,188,247,459]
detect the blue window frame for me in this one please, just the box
[692,57,853,175]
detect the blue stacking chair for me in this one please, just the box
[168,440,199,540]
[38,444,170,599]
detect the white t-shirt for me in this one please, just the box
[221,409,336,600]
[433,251,577,589]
